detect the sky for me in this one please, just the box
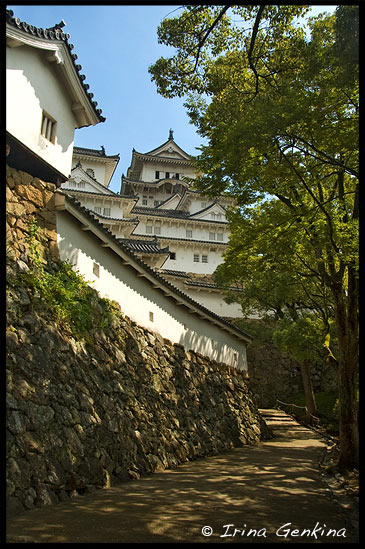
[7,4,337,193]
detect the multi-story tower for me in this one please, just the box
[61,132,242,318]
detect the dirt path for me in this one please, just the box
[6,409,358,543]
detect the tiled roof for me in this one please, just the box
[155,235,227,246]
[131,206,228,224]
[132,151,192,166]
[73,146,120,159]
[143,134,191,159]
[121,176,190,188]
[118,237,170,255]
[159,269,190,279]
[6,9,105,123]
[57,192,252,343]
[132,206,188,218]
[94,212,139,223]
[63,188,138,200]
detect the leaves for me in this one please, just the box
[151,4,359,469]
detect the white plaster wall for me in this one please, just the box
[186,289,243,318]
[56,209,247,370]
[141,162,196,183]
[6,44,75,178]
[78,196,123,219]
[165,278,243,318]
[134,218,228,242]
[60,179,124,219]
[163,244,224,274]
[71,159,106,186]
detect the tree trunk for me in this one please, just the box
[332,274,359,471]
[337,356,358,471]
[300,359,318,425]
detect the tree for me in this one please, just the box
[150,6,359,470]
[214,201,338,424]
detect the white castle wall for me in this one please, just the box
[56,208,248,370]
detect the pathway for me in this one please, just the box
[6,409,358,543]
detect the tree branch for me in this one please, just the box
[246,5,266,101]
[283,132,359,179]
[179,5,232,77]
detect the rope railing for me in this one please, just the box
[276,398,320,423]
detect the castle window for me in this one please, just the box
[194,254,200,262]
[149,311,154,322]
[165,172,170,179]
[170,252,176,260]
[209,232,216,240]
[103,207,111,217]
[201,202,206,209]
[202,255,208,263]
[146,221,153,234]
[155,171,160,179]
[41,111,57,143]
[86,168,95,178]
[186,229,193,238]
[217,231,224,241]
[94,206,102,214]
[175,173,180,180]
[93,262,100,277]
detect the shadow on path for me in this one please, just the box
[6,409,358,543]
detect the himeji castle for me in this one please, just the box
[61,131,242,318]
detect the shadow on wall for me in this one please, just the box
[56,211,244,369]
[6,300,262,518]
[7,65,74,156]
[57,239,79,269]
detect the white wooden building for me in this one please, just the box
[62,132,243,318]
[6,9,105,184]
[55,191,252,370]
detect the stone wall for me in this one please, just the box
[244,320,337,408]
[6,165,270,516]
[6,164,60,270]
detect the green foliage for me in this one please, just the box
[26,216,44,268]
[284,391,339,435]
[21,260,122,341]
[149,6,311,99]
[273,316,333,365]
[16,218,123,341]
[151,5,359,468]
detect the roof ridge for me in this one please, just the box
[73,145,120,159]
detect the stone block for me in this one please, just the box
[14,184,44,208]
[6,496,25,517]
